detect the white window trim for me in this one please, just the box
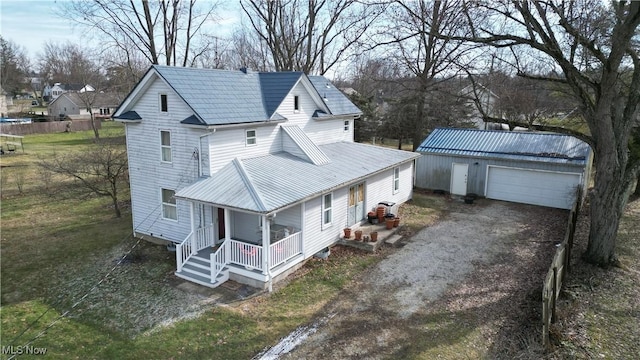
[161,188,178,221]
[393,167,400,194]
[321,193,333,229]
[245,129,257,146]
[344,120,350,132]
[159,93,168,113]
[160,130,172,163]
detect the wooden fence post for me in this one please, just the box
[552,267,558,323]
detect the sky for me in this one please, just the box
[0,0,242,65]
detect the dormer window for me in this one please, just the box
[294,95,299,112]
[246,129,257,146]
[160,94,168,112]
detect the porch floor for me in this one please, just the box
[337,221,402,252]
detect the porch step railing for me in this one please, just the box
[270,231,303,269]
[176,224,215,272]
[210,240,228,283]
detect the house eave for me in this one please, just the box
[181,118,288,130]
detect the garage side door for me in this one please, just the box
[486,166,580,209]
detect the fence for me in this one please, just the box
[542,188,582,347]
[0,119,101,136]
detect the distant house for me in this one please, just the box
[0,87,14,117]
[48,92,120,120]
[459,83,501,130]
[113,65,419,289]
[46,83,87,101]
[415,128,592,209]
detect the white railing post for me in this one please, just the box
[210,252,216,283]
[176,242,184,272]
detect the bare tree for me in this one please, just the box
[453,0,640,266]
[376,0,480,150]
[0,36,29,97]
[39,139,129,218]
[240,0,385,75]
[62,0,221,67]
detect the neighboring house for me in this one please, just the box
[459,83,501,130]
[113,66,419,289]
[415,128,592,210]
[0,87,13,117]
[48,92,120,120]
[47,83,86,101]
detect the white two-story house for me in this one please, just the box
[114,65,419,290]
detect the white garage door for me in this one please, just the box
[486,166,581,209]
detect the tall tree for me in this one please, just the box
[379,0,479,150]
[0,36,29,97]
[240,0,385,75]
[454,0,640,266]
[62,0,221,66]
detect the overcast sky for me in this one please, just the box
[0,0,242,63]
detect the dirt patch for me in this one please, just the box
[259,198,567,359]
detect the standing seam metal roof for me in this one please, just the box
[281,125,331,165]
[417,128,590,165]
[175,141,419,213]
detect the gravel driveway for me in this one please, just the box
[257,198,566,359]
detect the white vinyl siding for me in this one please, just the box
[322,193,333,228]
[161,188,177,220]
[160,130,172,162]
[208,125,282,174]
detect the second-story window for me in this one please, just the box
[160,94,168,112]
[246,129,257,146]
[294,95,300,112]
[344,120,350,132]
[161,130,172,162]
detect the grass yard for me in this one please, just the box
[0,126,445,359]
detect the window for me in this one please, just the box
[162,188,177,220]
[322,193,333,228]
[294,95,300,111]
[160,130,172,162]
[246,129,257,146]
[344,120,350,132]
[393,167,400,194]
[160,94,168,112]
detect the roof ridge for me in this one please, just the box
[232,158,268,212]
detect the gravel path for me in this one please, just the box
[257,198,565,359]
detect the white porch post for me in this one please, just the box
[300,202,305,256]
[223,208,230,241]
[262,215,270,275]
[190,202,195,234]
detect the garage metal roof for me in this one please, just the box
[417,128,591,165]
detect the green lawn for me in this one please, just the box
[0,125,413,358]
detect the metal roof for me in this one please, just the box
[308,75,361,116]
[175,140,419,213]
[281,125,331,165]
[258,72,304,117]
[417,128,590,165]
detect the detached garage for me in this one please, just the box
[415,128,592,209]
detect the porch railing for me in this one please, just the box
[229,239,263,271]
[270,231,303,269]
[210,240,227,283]
[176,224,215,272]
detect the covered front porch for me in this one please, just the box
[175,203,305,289]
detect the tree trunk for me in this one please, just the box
[584,134,631,266]
[112,195,121,218]
[634,175,640,197]
[89,112,99,139]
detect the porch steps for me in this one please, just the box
[175,252,229,288]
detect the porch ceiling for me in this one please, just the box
[175,141,420,213]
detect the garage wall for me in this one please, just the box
[415,153,586,196]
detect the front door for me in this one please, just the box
[348,183,365,226]
[217,208,225,242]
[451,163,469,195]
